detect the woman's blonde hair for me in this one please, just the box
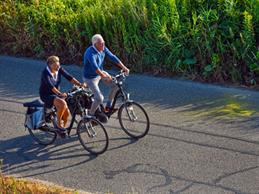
[47,55,59,66]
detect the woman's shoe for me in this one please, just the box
[56,126,67,138]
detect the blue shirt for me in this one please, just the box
[39,66,73,98]
[83,46,121,79]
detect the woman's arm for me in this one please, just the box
[59,67,85,87]
[51,87,67,97]
[70,78,85,87]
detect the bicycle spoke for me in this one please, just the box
[77,118,108,155]
[28,127,57,145]
[119,102,150,138]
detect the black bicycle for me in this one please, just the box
[23,86,109,155]
[102,71,150,139]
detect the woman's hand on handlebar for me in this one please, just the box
[59,92,67,98]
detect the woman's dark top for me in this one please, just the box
[39,66,73,99]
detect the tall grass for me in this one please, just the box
[0,0,258,84]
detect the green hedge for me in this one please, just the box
[0,0,258,84]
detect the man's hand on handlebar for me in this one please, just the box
[122,67,130,76]
[102,71,113,81]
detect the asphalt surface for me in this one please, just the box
[0,55,259,194]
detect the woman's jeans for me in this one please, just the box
[83,76,118,115]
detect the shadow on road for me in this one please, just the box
[0,133,96,177]
[0,128,139,178]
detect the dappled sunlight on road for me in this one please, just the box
[179,96,257,120]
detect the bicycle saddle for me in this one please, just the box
[23,99,44,107]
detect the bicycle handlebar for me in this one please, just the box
[66,71,127,97]
[66,86,90,98]
[112,71,128,84]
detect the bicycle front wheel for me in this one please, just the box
[77,117,109,155]
[118,101,150,139]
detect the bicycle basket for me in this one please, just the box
[66,96,79,114]
[80,92,93,109]
[66,91,93,114]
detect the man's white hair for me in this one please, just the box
[92,34,104,45]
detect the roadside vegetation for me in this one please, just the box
[0,0,258,85]
[0,159,80,193]
[0,173,80,193]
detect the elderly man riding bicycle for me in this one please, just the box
[82,34,130,119]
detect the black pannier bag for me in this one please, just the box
[66,89,93,115]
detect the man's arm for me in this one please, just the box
[105,47,129,75]
[96,69,112,80]
[116,61,130,75]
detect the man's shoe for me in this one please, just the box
[105,107,118,114]
[95,109,108,123]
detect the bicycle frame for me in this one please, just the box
[66,99,86,135]
[43,86,89,135]
[97,71,150,139]
[104,73,132,118]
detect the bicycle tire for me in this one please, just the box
[27,126,57,145]
[77,117,109,155]
[118,101,150,139]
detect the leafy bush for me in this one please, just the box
[0,0,258,84]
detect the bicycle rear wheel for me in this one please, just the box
[118,101,150,139]
[27,114,58,145]
[77,117,109,155]
[28,125,57,145]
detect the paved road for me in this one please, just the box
[0,55,259,194]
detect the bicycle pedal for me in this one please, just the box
[39,125,49,131]
[57,131,66,138]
